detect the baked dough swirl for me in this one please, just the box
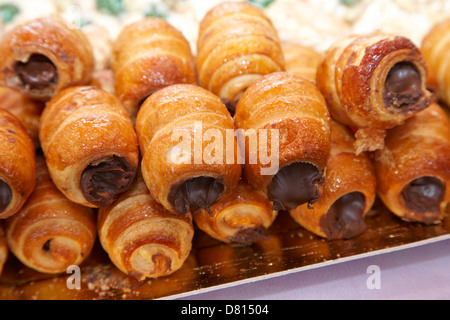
[5,155,96,274]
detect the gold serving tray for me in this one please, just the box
[0,198,449,300]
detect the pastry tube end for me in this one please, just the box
[136,84,242,215]
[316,33,433,154]
[0,109,36,219]
[98,174,194,280]
[0,16,95,101]
[234,71,331,211]
[289,121,377,239]
[374,103,450,224]
[5,156,96,274]
[39,86,139,208]
[193,178,277,245]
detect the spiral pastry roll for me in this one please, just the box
[421,18,450,106]
[111,17,196,119]
[0,87,44,147]
[98,172,194,280]
[0,225,7,276]
[0,109,36,219]
[39,86,139,208]
[289,121,376,239]
[193,178,277,245]
[282,41,323,83]
[196,1,286,116]
[136,84,242,215]
[5,155,96,274]
[0,16,94,101]
[316,33,432,154]
[374,103,450,224]
[234,71,331,211]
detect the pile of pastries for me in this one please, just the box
[0,1,449,283]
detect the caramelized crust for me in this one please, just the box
[193,178,277,245]
[421,18,450,106]
[98,173,194,280]
[316,33,432,154]
[234,71,331,198]
[196,1,285,115]
[135,84,242,214]
[0,16,94,101]
[374,103,450,224]
[289,121,376,239]
[0,225,7,276]
[0,109,36,219]
[112,18,196,119]
[5,156,96,274]
[0,87,44,147]
[39,86,139,208]
[282,41,323,83]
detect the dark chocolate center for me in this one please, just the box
[80,155,136,207]
[168,176,224,215]
[268,162,324,211]
[16,54,57,90]
[0,179,12,213]
[401,176,445,214]
[383,62,422,110]
[320,192,366,240]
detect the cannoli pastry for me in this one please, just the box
[196,1,286,116]
[0,87,44,147]
[5,155,96,274]
[0,109,36,219]
[234,71,331,211]
[316,33,432,154]
[421,18,450,106]
[111,17,196,119]
[289,120,377,239]
[282,41,323,83]
[0,224,7,276]
[374,103,450,224]
[98,172,194,280]
[135,84,242,215]
[193,177,277,245]
[0,16,94,101]
[39,86,139,208]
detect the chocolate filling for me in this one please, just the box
[383,62,422,111]
[0,179,12,213]
[401,176,445,214]
[268,162,324,211]
[228,227,268,245]
[168,176,224,215]
[320,192,366,240]
[80,155,136,207]
[16,54,57,90]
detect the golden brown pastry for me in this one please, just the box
[282,41,323,83]
[90,69,115,95]
[0,87,44,147]
[234,71,331,211]
[196,1,286,116]
[374,103,450,224]
[111,17,196,119]
[39,86,139,208]
[0,224,7,276]
[98,172,194,281]
[289,120,377,239]
[193,177,277,245]
[0,16,94,101]
[5,155,96,274]
[0,109,36,219]
[135,84,242,215]
[421,18,450,107]
[316,33,433,154]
